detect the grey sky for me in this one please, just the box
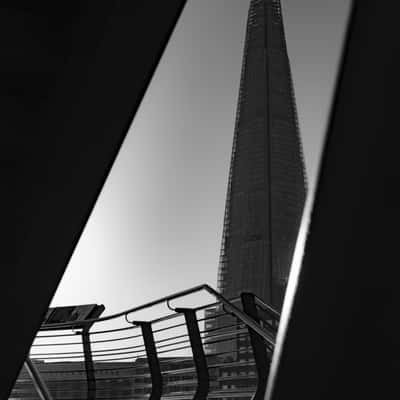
[51,0,351,315]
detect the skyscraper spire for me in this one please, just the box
[217,0,307,310]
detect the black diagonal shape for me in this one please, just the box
[2,1,186,397]
[269,1,399,399]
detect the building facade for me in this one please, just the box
[207,2,307,396]
[11,358,211,399]
[217,0,307,311]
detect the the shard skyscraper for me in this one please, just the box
[217,0,307,311]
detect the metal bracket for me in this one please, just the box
[166,299,176,312]
[241,292,270,400]
[133,321,163,400]
[82,328,96,400]
[175,308,210,400]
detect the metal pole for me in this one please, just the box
[82,328,96,400]
[203,285,276,345]
[241,292,270,400]
[134,321,163,400]
[24,358,53,400]
[176,308,210,400]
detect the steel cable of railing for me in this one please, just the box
[31,332,143,346]
[31,342,147,357]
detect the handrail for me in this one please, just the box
[253,295,281,320]
[202,285,277,346]
[39,284,279,344]
[40,284,209,330]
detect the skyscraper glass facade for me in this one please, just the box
[217,0,307,311]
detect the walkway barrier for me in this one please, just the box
[10,284,279,400]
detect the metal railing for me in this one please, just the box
[11,284,279,400]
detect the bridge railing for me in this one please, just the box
[11,284,279,400]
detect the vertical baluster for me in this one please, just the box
[241,292,270,400]
[82,328,96,400]
[176,308,210,400]
[134,321,163,400]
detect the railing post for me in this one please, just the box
[176,308,209,400]
[24,357,53,400]
[134,321,163,400]
[241,292,270,400]
[82,328,96,400]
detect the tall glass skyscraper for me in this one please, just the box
[203,3,307,394]
[217,0,307,311]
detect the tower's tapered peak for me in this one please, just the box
[217,0,307,310]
